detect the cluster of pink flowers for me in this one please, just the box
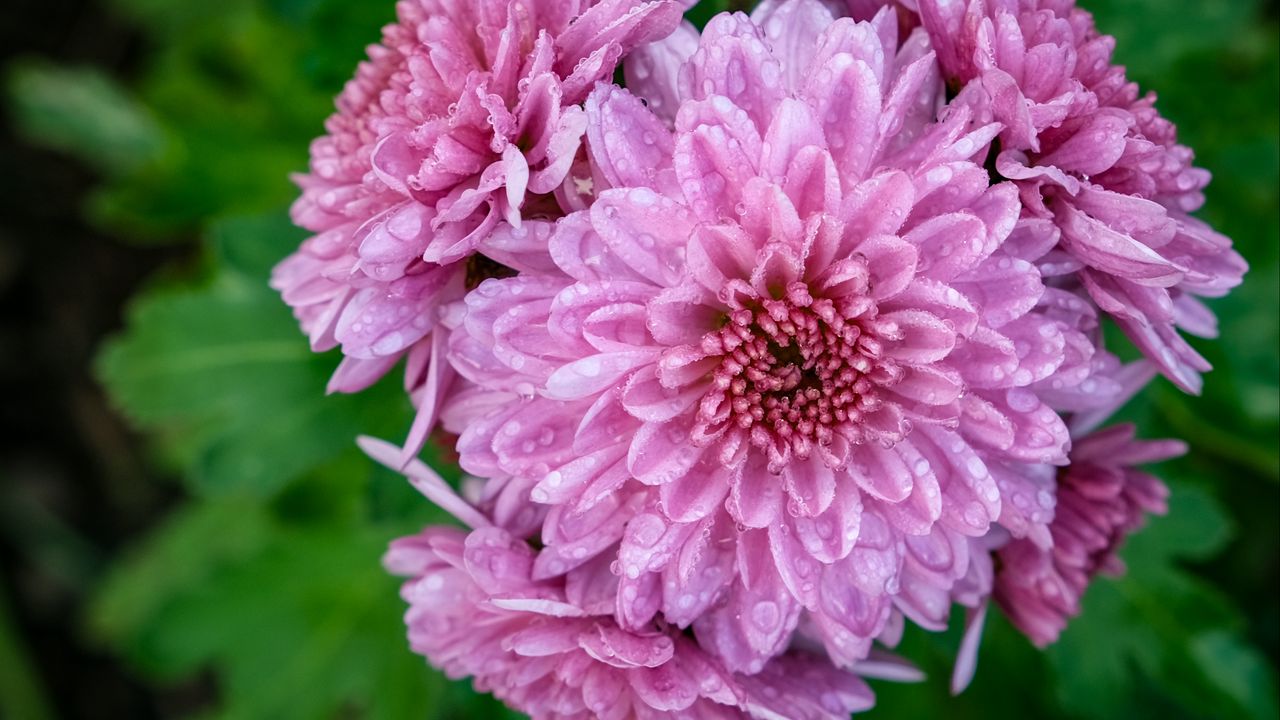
[274,0,1242,716]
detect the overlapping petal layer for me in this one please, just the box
[993,424,1181,646]
[917,0,1246,392]
[272,0,684,453]
[386,523,875,719]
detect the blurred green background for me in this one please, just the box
[0,0,1275,718]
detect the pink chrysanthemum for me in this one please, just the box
[916,0,1247,393]
[993,424,1180,646]
[271,0,683,451]
[268,0,1241,714]
[369,436,877,720]
[440,2,1123,673]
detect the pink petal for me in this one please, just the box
[528,105,588,194]
[693,566,800,674]
[760,97,826,181]
[729,453,784,528]
[545,351,656,401]
[663,513,737,625]
[882,309,958,364]
[359,436,491,530]
[837,171,916,264]
[1038,109,1131,177]
[857,234,919,300]
[951,601,988,695]
[582,302,652,352]
[805,53,882,185]
[883,278,980,337]
[585,84,676,190]
[768,522,824,609]
[790,481,862,563]
[624,20,700,125]
[334,269,449,359]
[327,354,400,394]
[905,212,993,282]
[1057,202,1184,287]
[579,624,675,669]
[356,201,434,280]
[547,279,654,356]
[680,13,785,130]
[891,365,964,405]
[674,97,763,222]
[627,415,705,486]
[783,457,837,517]
[686,223,760,294]
[532,444,629,506]
[590,188,694,287]
[875,440,943,534]
[751,0,835,92]
[621,365,704,422]
[849,443,913,503]
[954,255,1044,328]
[659,463,731,522]
[645,284,721,346]
[548,213,644,284]
[782,145,842,219]
[949,325,1020,389]
[628,658,701,711]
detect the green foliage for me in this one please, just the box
[0,573,55,720]
[10,0,1272,718]
[1085,0,1267,78]
[97,213,415,496]
[5,0,394,239]
[89,211,502,717]
[1048,483,1276,720]
[6,62,167,176]
[89,460,519,720]
[686,0,733,28]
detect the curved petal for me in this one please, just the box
[628,415,706,485]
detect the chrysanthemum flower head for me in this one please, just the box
[993,424,1181,646]
[271,0,685,451]
[917,0,1247,393]
[441,0,1123,674]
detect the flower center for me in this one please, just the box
[696,280,901,467]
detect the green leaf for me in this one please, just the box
[6,61,167,175]
[91,498,274,675]
[864,611,1071,720]
[0,574,55,720]
[1189,631,1280,720]
[208,211,309,279]
[48,0,395,238]
[1085,0,1264,79]
[89,481,514,720]
[685,0,733,29]
[97,213,413,496]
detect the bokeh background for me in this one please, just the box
[0,0,1276,718]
